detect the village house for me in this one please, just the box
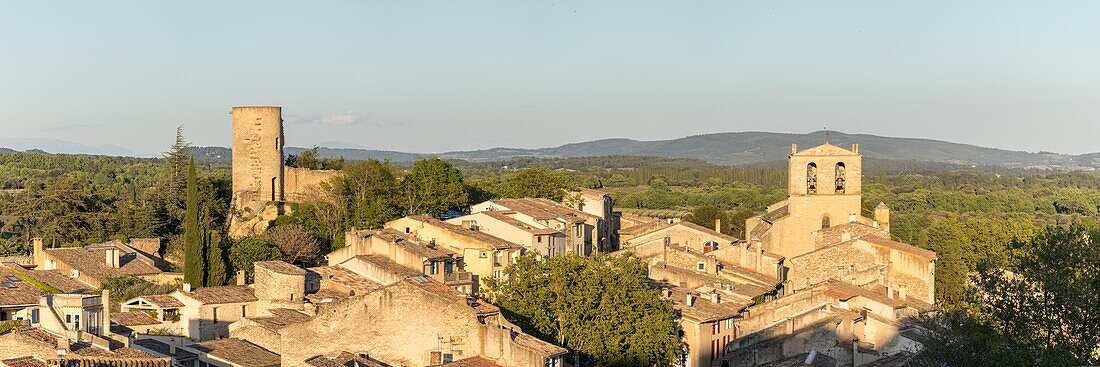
[471,198,599,256]
[445,211,566,258]
[119,284,258,341]
[30,238,177,289]
[230,276,568,367]
[332,228,474,294]
[385,216,525,283]
[563,188,621,250]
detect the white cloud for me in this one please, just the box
[318,110,367,126]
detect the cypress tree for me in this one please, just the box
[183,158,204,287]
[205,229,227,286]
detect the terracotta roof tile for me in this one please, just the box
[111,311,160,326]
[247,308,312,331]
[254,260,307,276]
[0,357,46,367]
[0,266,43,307]
[189,338,280,367]
[43,246,162,281]
[861,236,937,260]
[181,285,257,304]
[2,265,92,293]
[137,294,185,308]
[304,352,386,367]
[408,216,523,250]
[132,339,198,360]
[478,211,560,235]
[438,356,505,367]
[490,198,598,222]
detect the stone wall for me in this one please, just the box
[231,281,556,367]
[283,167,339,202]
[786,242,880,292]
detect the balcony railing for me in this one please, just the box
[444,272,473,284]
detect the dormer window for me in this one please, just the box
[806,163,818,194]
[835,162,846,194]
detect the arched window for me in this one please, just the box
[821,215,831,229]
[835,162,846,194]
[806,163,818,194]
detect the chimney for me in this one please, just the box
[101,289,111,337]
[685,293,696,307]
[32,237,45,267]
[874,203,891,233]
[182,282,192,292]
[235,270,247,285]
[851,144,859,154]
[711,292,721,304]
[169,344,177,356]
[848,214,856,223]
[841,232,851,242]
[898,286,907,301]
[105,248,120,268]
[791,144,798,155]
[887,282,895,299]
[714,218,722,234]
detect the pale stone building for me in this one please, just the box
[563,188,621,250]
[332,229,474,294]
[385,216,524,283]
[471,198,598,256]
[30,238,176,289]
[445,211,567,258]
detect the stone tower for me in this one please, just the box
[231,106,284,209]
[777,142,864,256]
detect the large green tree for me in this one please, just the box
[685,205,728,234]
[228,236,282,282]
[485,253,680,367]
[914,225,1100,366]
[402,157,468,216]
[182,158,204,286]
[497,167,573,200]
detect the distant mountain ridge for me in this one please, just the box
[436,131,1098,170]
[10,131,1100,171]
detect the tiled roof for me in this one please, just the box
[354,255,420,277]
[409,216,523,250]
[478,211,560,235]
[254,260,307,276]
[189,338,280,367]
[856,351,913,367]
[247,308,312,331]
[491,198,598,222]
[663,284,745,323]
[304,352,386,367]
[404,277,499,315]
[0,357,46,367]
[677,221,740,242]
[0,266,43,307]
[511,331,568,357]
[137,294,185,308]
[181,285,257,304]
[823,280,934,312]
[43,246,162,281]
[308,266,383,295]
[133,339,199,360]
[438,356,505,367]
[620,221,674,236]
[375,229,456,259]
[3,265,92,293]
[861,236,937,260]
[111,311,160,326]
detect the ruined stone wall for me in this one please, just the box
[231,282,550,367]
[283,167,339,202]
[231,106,284,208]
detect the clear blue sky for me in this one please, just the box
[1,1,1098,156]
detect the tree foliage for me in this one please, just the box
[183,158,204,286]
[228,236,282,282]
[914,225,1100,366]
[485,253,680,367]
[401,157,468,216]
[265,224,323,266]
